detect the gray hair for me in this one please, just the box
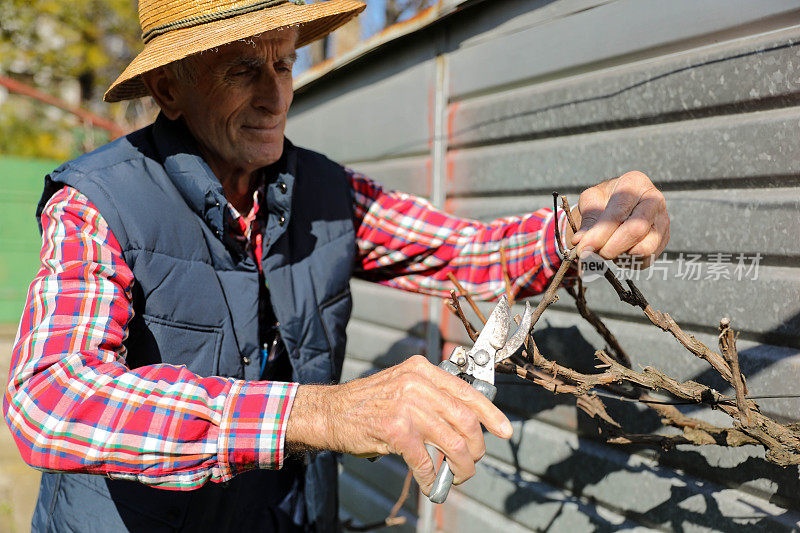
[166,55,199,85]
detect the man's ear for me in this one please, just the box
[141,67,183,120]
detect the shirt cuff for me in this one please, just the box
[216,379,298,482]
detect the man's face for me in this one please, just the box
[162,29,298,177]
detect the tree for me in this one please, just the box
[0,0,142,157]
[0,0,140,106]
[384,0,436,26]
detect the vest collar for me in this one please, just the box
[152,114,228,238]
[262,144,296,258]
[151,113,297,240]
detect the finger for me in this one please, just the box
[429,390,485,462]
[596,192,664,259]
[572,174,628,243]
[429,366,512,439]
[403,355,511,438]
[573,172,656,248]
[627,211,669,261]
[579,186,651,255]
[399,356,512,440]
[571,189,606,245]
[617,228,655,268]
[406,403,476,485]
[654,213,670,257]
[401,442,437,496]
[404,376,488,463]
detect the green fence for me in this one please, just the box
[0,156,59,325]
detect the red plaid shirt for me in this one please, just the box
[4,169,566,489]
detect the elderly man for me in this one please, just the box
[4,1,669,531]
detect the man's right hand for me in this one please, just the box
[285,355,513,496]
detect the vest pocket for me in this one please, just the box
[41,472,189,531]
[140,315,223,377]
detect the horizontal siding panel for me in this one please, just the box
[287,49,435,163]
[339,471,416,533]
[349,155,432,199]
[447,0,612,50]
[438,492,538,533]
[340,454,417,514]
[350,279,429,335]
[447,0,800,100]
[480,417,800,529]
[551,264,800,342]
[452,455,649,532]
[654,188,800,258]
[442,307,800,421]
[450,27,800,147]
[447,107,800,196]
[448,187,800,258]
[346,319,427,366]
[489,382,800,509]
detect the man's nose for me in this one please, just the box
[252,71,289,114]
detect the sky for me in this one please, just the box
[294,0,395,75]
[360,0,391,40]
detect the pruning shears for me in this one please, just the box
[427,295,534,504]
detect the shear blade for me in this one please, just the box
[466,296,512,385]
[495,301,533,362]
[488,296,511,349]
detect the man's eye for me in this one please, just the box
[228,66,255,77]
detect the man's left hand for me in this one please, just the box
[564,171,669,268]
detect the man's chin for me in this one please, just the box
[242,146,284,169]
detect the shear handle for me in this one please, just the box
[427,361,497,504]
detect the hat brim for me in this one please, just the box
[104,0,365,102]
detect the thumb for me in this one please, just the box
[571,217,597,245]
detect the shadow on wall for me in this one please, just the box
[353,311,800,531]
[495,312,800,532]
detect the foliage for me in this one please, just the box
[0,0,140,104]
[0,0,138,157]
[0,95,95,160]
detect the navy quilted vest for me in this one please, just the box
[30,114,355,532]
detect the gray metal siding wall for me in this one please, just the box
[286,1,800,530]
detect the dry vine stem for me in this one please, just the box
[445,193,800,467]
[357,193,799,530]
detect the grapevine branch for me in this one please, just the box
[445,194,800,465]
[357,192,799,530]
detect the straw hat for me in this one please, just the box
[105,0,366,102]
